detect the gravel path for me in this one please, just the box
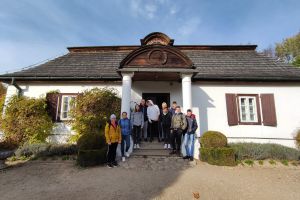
[0,158,299,200]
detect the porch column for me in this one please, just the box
[181,73,193,113]
[121,72,134,118]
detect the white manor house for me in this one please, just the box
[1,32,300,157]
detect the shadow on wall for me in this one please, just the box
[192,87,215,135]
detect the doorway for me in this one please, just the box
[142,93,170,109]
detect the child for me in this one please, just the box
[105,114,121,168]
[131,105,144,149]
[119,112,131,162]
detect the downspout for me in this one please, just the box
[11,77,22,96]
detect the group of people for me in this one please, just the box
[104,99,198,168]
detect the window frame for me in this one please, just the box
[58,93,78,121]
[236,94,262,125]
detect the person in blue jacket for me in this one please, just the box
[119,112,131,162]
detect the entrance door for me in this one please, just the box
[142,93,170,109]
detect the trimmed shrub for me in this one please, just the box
[77,149,107,167]
[230,142,300,161]
[15,143,77,158]
[1,95,54,146]
[200,131,228,148]
[76,132,107,167]
[77,132,106,150]
[200,147,237,166]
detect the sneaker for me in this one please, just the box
[122,157,126,162]
[189,157,194,161]
[112,161,119,167]
[107,163,113,168]
[164,144,168,149]
[183,156,190,159]
[125,152,130,157]
[144,138,148,142]
[167,144,171,149]
[133,144,137,149]
[136,144,140,149]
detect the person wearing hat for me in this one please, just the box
[182,109,198,161]
[105,114,121,168]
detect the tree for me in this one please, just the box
[275,32,300,67]
[261,45,275,58]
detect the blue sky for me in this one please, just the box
[0,0,299,74]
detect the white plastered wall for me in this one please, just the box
[192,82,300,148]
[1,82,122,143]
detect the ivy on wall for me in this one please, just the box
[1,95,54,146]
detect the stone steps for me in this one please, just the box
[130,141,178,157]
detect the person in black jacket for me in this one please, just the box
[140,99,148,142]
[160,106,172,149]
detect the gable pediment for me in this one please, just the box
[120,45,193,68]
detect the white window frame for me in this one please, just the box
[60,95,76,120]
[238,96,258,123]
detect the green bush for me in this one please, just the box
[200,131,228,148]
[230,143,300,161]
[69,88,121,143]
[15,143,77,158]
[295,130,300,149]
[1,95,54,146]
[76,132,107,167]
[77,149,107,167]
[200,147,237,166]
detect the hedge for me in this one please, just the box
[200,147,237,166]
[15,143,77,158]
[230,143,300,161]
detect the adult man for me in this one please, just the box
[170,106,187,155]
[140,99,148,141]
[147,100,160,142]
[183,109,198,161]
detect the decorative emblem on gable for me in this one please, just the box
[141,32,174,46]
[148,50,168,65]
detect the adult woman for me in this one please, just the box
[131,105,144,149]
[105,114,121,168]
[160,106,172,149]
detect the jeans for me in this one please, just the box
[121,135,130,157]
[107,142,118,164]
[170,129,182,151]
[142,121,148,139]
[132,125,141,144]
[183,133,195,157]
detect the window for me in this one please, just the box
[238,96,258,123]
[60,95,76,120]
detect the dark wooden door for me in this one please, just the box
[142,93,170,109]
